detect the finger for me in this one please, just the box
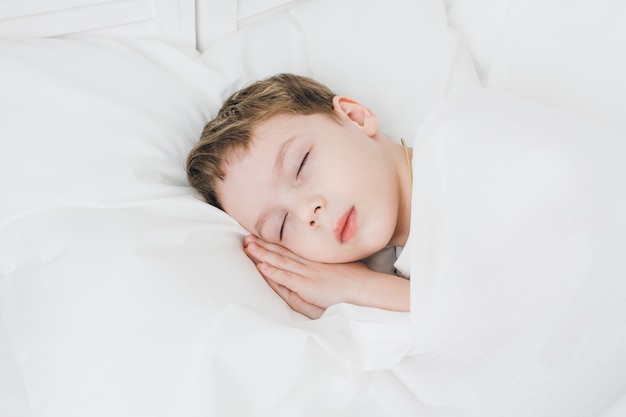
[244,249,261,265]
[253,238,309,264]
[247,243,306,275]
[257,262,320,307]
[243,235,262,264]
[244,239,306,266]
[244,235,303,263]
[257,262,302,289]
[243,241,263,264]
[243,234,258,248]
[258,262,331,311]
[264,276,325,319]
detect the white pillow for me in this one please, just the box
[484,0,626,132]
[0,37,289,416]
[446,0,626,132]
[445,0,513,81]
[200,0,480,142]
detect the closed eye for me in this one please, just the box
[280,151,308,240]
[296,151,309,178]
[279,212,288,240]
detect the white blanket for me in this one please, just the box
[396,89,626,416]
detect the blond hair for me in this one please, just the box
[186,73,337,209]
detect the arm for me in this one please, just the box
[244,235,409,319]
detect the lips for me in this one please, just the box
[334,206,357,243]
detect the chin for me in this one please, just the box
[308,250,363,264]
[299,236,389,264]
[328,247,383,264]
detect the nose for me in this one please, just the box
[298,198,323,229]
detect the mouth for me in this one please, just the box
[334,206,357,243]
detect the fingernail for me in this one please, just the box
[245,235,257,242]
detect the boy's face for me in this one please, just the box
[217,98,406,263]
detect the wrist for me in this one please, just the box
[355,270,410,312]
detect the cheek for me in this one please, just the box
[220,192,263,236]
[289,237,322,261]
[287,235,335,263]
[292,238,370,264]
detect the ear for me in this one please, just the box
[332,95,379,137]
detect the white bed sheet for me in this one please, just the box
[0,316,29,417]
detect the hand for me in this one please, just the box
[243,235,409,319]
[244,235,367,318]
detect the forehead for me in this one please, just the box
[217,111,338,197]
[216,116,292,224]
[222,113,315,169]
[219,113,294,175]
[254,111,338,138]
[254,112,303,137]
[227,114,297,167]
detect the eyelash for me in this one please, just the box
[297,151,309,178]
[279,212,288,240]
[279,151,310,240]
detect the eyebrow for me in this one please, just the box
[254,135,297,238]
[274,135,296,174]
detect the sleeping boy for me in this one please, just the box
[186,73,411,319]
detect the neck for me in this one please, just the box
[387,138,413,247]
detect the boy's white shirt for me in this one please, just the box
[392,243,410,279]
[360,244,410,278]
[361,245,397,276]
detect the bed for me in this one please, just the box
[1,1,625,416]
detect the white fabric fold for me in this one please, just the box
[402,89,626,416]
